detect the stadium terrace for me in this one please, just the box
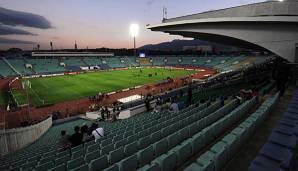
[0,0,298,171]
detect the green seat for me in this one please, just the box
[85,150,100,163]
[48,163,65,171]
[222,134,238,160]
[172,141,192,165]
[35,161,54,171]
[69,164,89,171]
[178,127,189,142]
[89,155,109,171]
[113,135,124,143]
[102,164,119,171]
[101,139,113,148]
[188,122,199,137]
[138,136,151,149]
[20,160,38,170]
[39,155,55,164]
[67,157,85,170]
[72,149,86,159]
[153,138,168,157]
[114,139,127,149]
[195,151,215,171]
[137,145,154,167]
[150,131,162,143]
[184,163,203,171]
[153,152,177,171]
[138,163,161,171]
[86,144,99,153]
[101,144,115,156]
[127,134,138,144]
[210,141,228,171]
[71,144,84,153]
[109,147,125,164]
[118,154,138,171]
[124,141,139,157]
[55,155,70,165]
[191,132,205,154]
[161,126,171,137]
[167,133,180,149]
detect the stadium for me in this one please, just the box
[0,0,298,171]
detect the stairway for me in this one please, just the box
[1,57,22,76]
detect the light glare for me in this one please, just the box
[130,24,139,37]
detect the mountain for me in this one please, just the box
[139,39,240,51]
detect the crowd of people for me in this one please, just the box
[88,92,109,103]
[58,122,104,149]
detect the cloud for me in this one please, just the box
[0,7,52,29]
[0,24,37,35]
[0,37,35,44]
[146,0,155,6]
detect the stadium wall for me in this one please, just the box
[0,116,52,156]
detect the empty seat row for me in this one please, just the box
[185,93,279,171]
[250,91,298,171]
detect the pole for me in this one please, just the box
[134,36,136,57]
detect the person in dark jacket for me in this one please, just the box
[70,126,83,147]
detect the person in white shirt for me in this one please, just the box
[170,101,179,113]
[92,124,104,142]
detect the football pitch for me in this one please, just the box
[19,68,197,106]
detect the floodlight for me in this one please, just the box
[130,24,139,38]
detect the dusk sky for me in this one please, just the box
[0,0,265,50]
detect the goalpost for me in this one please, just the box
[22,79,45,105]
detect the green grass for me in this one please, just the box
[22,68,196,106]
[11,90,27,106]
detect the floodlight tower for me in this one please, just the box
[130,24,139,57]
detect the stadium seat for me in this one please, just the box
[87,144,100,153]
[101,139,113,148]
[153,138,168,157]
[138,136,151,149]
[102,164,120,171]
[55,155,70,165]
[109,147,125,164]
[190,132,206,154]
[138,163,161,171]
[137,145,154,167]
[210,141,228,171]
[35,161,54,171]
[48,163,66,171]
[89,155,109,171]
[167,132,180,149]
[118,154,138,171]
[153,152,177,171]
[67,157,85,170]
[72,149,86,159]
[69,164,89,171]
[84,150,100,163]
[101,144,115,156]
[150,130,162,143]
[172,141,192,165]
[195,151,215,171]
[114,139,127,149]
[124,141,139,157]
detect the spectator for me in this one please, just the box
[92,123,104,142]
[104,106,110,119]
[58,130,70,149]
[81,124,89,142]
[69,126,83,147]
[169,100,179,113]
[87,123,98,136]
[100,107,105,121]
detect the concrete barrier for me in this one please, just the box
[0,116,52,156]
